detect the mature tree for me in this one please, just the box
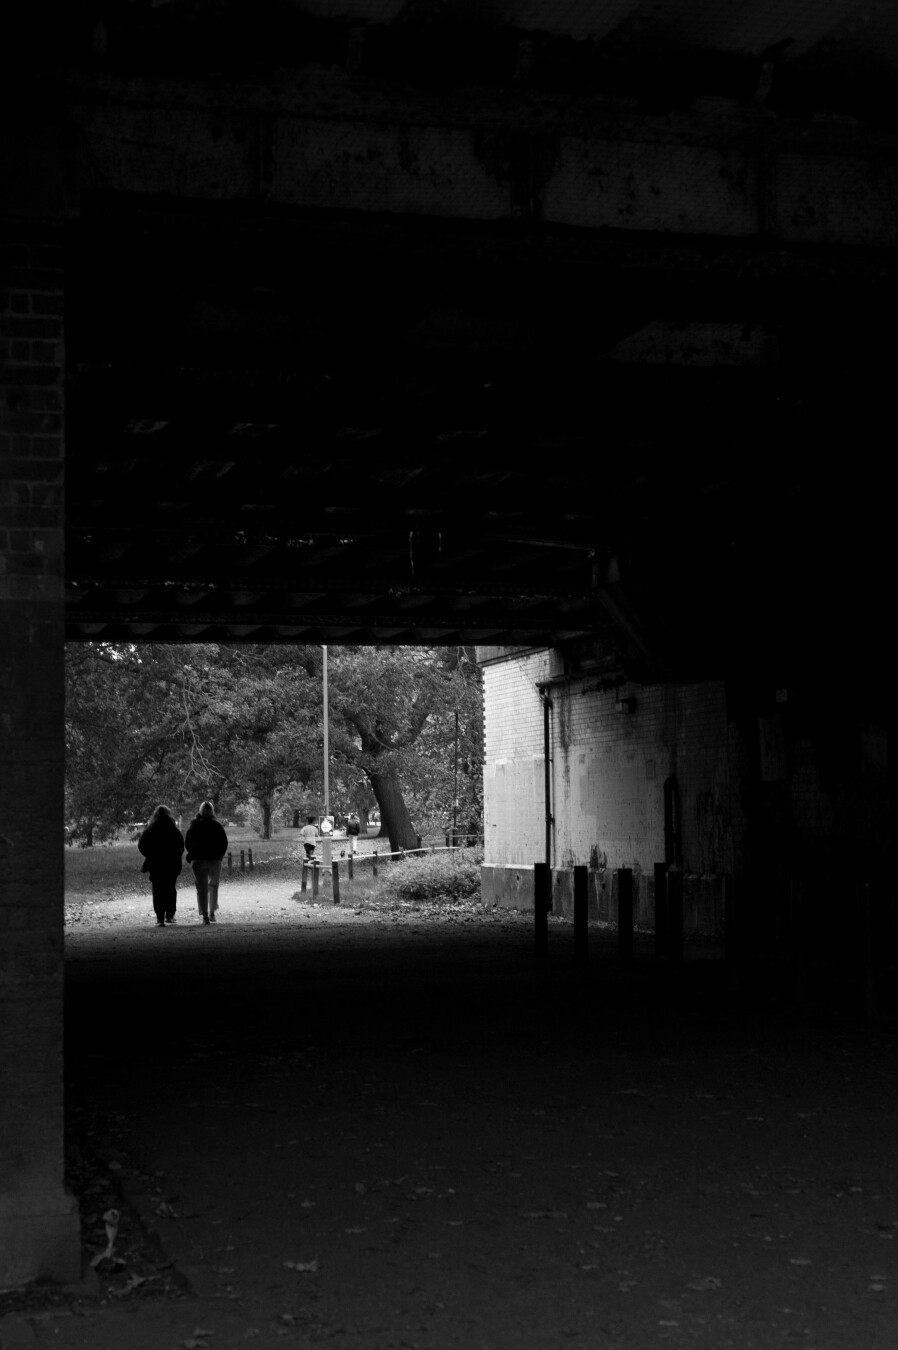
[65,645,144,843]
[65,642,482,850]
[65,643,214,840]
[197,646,319,838]
[64,643,321,841]
[326,646,482,851]
[396,648,483,840]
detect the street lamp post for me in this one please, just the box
[453,709,459,847]
[322,645,331,872]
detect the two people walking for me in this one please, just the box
[138,800,228,927]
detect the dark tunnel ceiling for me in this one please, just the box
[55,0,898,669]
[31,0,898,127]
[64,204,894,672]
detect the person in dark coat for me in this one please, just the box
[346,812,361,855]
[138,805,185,927]
[185,800,229,925]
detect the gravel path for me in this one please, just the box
[4,888,897,1350]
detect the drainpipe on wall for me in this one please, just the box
[541,691,554,902]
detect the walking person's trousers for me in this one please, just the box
[150,875,177,922]
[192,859,222,917]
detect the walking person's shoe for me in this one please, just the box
[208,912,216,922]
[156,920,165,927]
[166,914,176,923]
[202,914,210,925]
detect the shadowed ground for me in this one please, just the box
[4,883,898,1349]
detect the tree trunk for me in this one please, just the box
[261,797,272,840]
[367,769,418,852]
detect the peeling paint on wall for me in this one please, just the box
[482,652,733,881]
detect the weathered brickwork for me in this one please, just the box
[0,222,80,1285]
[481,649,731,930]
[482,648,555,867]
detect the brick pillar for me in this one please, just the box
[0,222,80,1285]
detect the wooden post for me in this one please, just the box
[573,864,588,966]
[311,863,319,900]
[372,851,378,878]
[416,834,422,851]
[240,849,245,872]
[534,862,549,958]
[723,873,738,992]
[300,861,308,893]
[667,866,683,965]
[861,880,877,1017]
[792,878,808,1007]
[332,860,340,906]
[348,852,354,881]
[248,847,253,871]
[227,851,232,872]
[654,862,668,956]
[618,867,633,965]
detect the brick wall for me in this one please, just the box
[0,222,80,1285]
[548,677,731,875]
[482,648,555,866]
[481,649,732,930]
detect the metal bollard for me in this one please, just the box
[861,880,877,1017]
[240,849,245,872]
[723,873,738,992]
[792,878,808,1008]
[372,851,378,878]
[654,862,668,956]
[248,848,253,871]
[332,861,340,905]
[618,867,634,965]
[533,862,549,958]
[301,861,308,893]
[573,864,588,966]
[667,866,684,965]
[311,862,319,900]
[348,853,354,881]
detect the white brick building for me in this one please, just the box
[478,646,733,932]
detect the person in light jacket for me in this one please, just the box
[138,805,185,927]
[299,816,318,860]
[185,800,228,925]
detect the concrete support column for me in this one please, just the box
[0,220,80,1286]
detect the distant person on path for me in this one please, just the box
[300,816,318,860]
[346,812,361,855]
[138,805,185,927]
[185,800,229,925]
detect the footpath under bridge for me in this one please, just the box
[3,0,898,1290]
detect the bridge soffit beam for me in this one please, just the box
[66,82,898,252]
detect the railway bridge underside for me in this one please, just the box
[2,0,896,1285]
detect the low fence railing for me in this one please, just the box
[299,837,483,903]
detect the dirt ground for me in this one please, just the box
[4,874,898,1350]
